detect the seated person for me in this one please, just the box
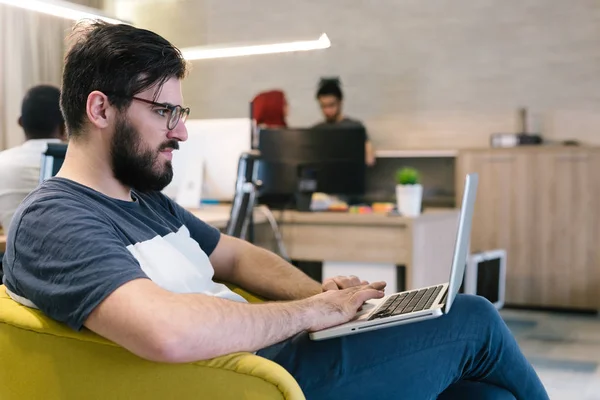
[2,21,548,400]
[0,85,65,232]
[313,78,376,166]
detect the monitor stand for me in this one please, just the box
[294,192,313,212]
[295,165,317,212]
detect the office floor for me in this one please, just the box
[501,308,600,399]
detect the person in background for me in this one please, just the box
[313,78,376,166]
[252,89,288,128]
[0,85,65,232]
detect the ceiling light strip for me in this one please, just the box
[0,0,126,24]
[181,33,331,61]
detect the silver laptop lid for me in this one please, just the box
[444,173,478,314]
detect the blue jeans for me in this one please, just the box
[257,294,549,400]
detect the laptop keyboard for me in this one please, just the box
[368,285,444,321]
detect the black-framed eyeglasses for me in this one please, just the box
[129,96,190,130]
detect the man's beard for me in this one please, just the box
[110,115,178,193]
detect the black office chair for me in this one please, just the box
[226,151,260,240]
[39,143,67,183]
[226,151,289,259]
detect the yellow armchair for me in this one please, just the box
[0,285,305,400]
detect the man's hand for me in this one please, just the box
[322,275,380,291]
[305,282,386,332]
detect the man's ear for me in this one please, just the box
[86,91,113,130]
[17,116,22,128]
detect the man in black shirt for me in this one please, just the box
[313,78,376,166]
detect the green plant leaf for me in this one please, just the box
[395,167,420,185]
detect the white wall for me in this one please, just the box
[107,0,600,149]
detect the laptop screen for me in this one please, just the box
[444,173,478,314]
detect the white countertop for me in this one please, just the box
[375,149,458,158]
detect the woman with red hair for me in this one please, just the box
[252,90,288,128]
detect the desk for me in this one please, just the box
[0,232,5,253]
[279,209,460,291]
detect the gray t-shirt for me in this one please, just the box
[312,117,369,141]
[2,177,246,331]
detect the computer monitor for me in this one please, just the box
[257,126,366,210]
[162,118,252,204]
[39,143,67,183]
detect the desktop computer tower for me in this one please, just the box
[459,249,506,310]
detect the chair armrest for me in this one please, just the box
[0,286,305,399]
[224,282,267,303]
[193,351,305,400]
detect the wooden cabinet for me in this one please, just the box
[532,149,600,309]
[457,147,600,309]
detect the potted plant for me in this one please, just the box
[395,167,423,217]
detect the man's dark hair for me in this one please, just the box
[60,20,188,137]
[20,85,64,140]
[316,77,343,100]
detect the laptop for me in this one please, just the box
[309,173,478,341]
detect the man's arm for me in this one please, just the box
[209,234,323,300]
[172,198,360,298]
[85,278,385,363]
[365,140,376,167]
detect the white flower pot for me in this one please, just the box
[395,184,423,217]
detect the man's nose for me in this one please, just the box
[168,120,188,142]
